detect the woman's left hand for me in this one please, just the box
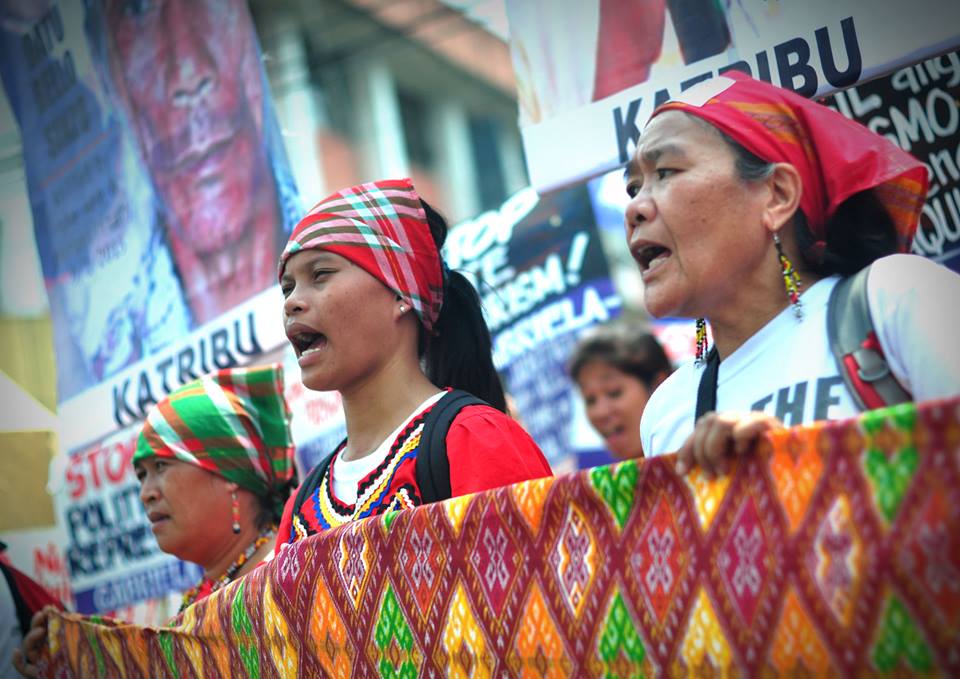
[675,412,784,478]
[11,606,55,677]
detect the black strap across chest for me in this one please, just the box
[291,389,487,521]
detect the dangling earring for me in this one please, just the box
[774,232,803,320]
[231,490,241,534]
[695,318,708,366]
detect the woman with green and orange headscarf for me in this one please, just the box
[623,71,960,474]
[133,362,296,610]
[14,364,297,676]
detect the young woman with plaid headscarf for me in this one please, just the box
[274,179,552,546]
[623,71,960,476]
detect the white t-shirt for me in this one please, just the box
[641,255,960,456]
[331,392,445,504]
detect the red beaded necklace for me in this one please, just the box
[179,529,273,612]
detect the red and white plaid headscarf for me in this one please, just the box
[278,178,443,332]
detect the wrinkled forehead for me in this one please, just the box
[624,111,715,176]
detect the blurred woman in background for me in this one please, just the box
[570,321,672,459]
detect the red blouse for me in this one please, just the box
[275,403,551,548]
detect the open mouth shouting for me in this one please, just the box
[631,240,672,278]
[286,321,328,366]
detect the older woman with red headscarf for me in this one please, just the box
[275,178,551,546]
[623,71,960,476]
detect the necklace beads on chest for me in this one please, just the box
[179,528,274,612]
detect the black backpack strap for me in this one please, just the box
[694,346,720,421]
[416,390,487,504]
[827,266,911,411]
[0,562,32,637]
[291,441,343,518]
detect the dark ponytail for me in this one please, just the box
[419,200,508,412]
[795,191,899,276]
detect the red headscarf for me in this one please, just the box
[278,178,443,332]
[650,71,928,256]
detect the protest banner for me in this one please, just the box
[825,50,960,273]
[505,0,960,191]
[50,425,202,614]
[0,0,300,419]
[446,186,621,463]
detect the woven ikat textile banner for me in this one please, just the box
[42,397,960,676]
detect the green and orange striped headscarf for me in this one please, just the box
[133,364,296,521]
[651,70,928,257]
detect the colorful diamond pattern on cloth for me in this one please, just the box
[678,588,734,676]
[41,397,960,678]
[589,460,638,532]
[309,576,354,679]
[441,581,495,678]
[510,476,552,538]
[507,579,574,678]
[870,594,934,673]
[684,467,731,532]
[809,493,863,627]
[861,407,919,526]
[469,503,521,618]
[590,588,656,678]
[337,523,372,610]
[262,576,297,676]
[717,494,772,625]
[769,425,825,532]
[371,582,422,678]
[444,493,472,538]
[549,502,599,620]
[635,495,685,625]
[897,475,960,630]
[768,587,830,675]
[230,581,260,678]
[400,509,446,618]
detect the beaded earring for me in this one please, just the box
[773,232,803,319]
[695,318,708,366]
[231,490,241,534]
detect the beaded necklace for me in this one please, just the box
[179,528,274,612]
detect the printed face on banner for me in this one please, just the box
[102,0,281,324]
[0,1,297,404]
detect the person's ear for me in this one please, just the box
[763,163,803,234]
